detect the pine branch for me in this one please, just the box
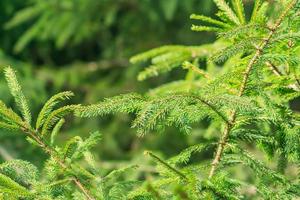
[144,151,188,181]
[21,126,96,200]
[36,91,74,130]
[213,0,240,25]
[190,14,230,28]
[250,0,263,22]
[4,67,31,125]
[208,0,298,179]
[231,0,246,24]
[182,61,210,79]
[265,61,283,76]
[168,93,231,125]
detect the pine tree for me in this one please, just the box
[0,67,140,199]
[79,0,300,199]
[1,0,300,199]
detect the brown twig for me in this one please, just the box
[208,0,298,179]
[266,61,283,76]
[266,61,300,90]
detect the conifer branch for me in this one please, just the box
[20,125,95,200]
[265,61,300,90]
[144,151,188,181]
[182,61,210,79]
[208,0,298,179]
[175,94,230,125]
[4,67,31,125]
[265,61,283,76]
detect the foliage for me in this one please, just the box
[78,0,300,199]
[0,0,214,168]
[0,67,141,199]
[0,0,300,199]
[2,0,214,64]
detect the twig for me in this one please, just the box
[266,61,283,76]
[22,126,95,200]
[266,61,300,90]
[144,151,188,181]
[208,0,298,179]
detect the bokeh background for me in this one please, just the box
[0,0,217,170]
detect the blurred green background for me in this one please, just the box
[0,0,217,169]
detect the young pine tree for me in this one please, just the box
[0,0,300,199]
[0,67,140,199]
[79,0,300,199]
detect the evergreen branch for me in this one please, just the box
[167,93,231,124]
[144,151,188,181]
[191,25,221,32]
[250,0,263,22]
[226,146,287,183]
[4,67,31,125]
[21,126,96,200]
[41,105,80,137]
[0,121,19,131]
[265,61,300,90]
[78,93,144,118]
[190,14,229,27]
[213,0,240,25]
[50,118,65,145]
[231,0,245,24]
[131,93,230,135]
[191,95,230,125]
[211,37,259,63]
[208,0,298,179]
[168,143,214,165]
[266,61,283,76]
[218,23,267,39]
[182,61,210,79]
[0,101,23,128]
[73,178,94,199]
[36,91,74,130]
[0,173,32,197]
[251,0,269,24]
[103,165,138,182]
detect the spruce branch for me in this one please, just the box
[182,61,210,79]
[266,61,283,76]
[144,151,188,181]
[174,93,230,125]
[208,0,298,179]
[265,61,300,90]
[20,125,96,200]
[4,67,31,125]
[36,91,74,130]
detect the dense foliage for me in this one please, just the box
[0,0,300,199]
[0,0,213,166]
